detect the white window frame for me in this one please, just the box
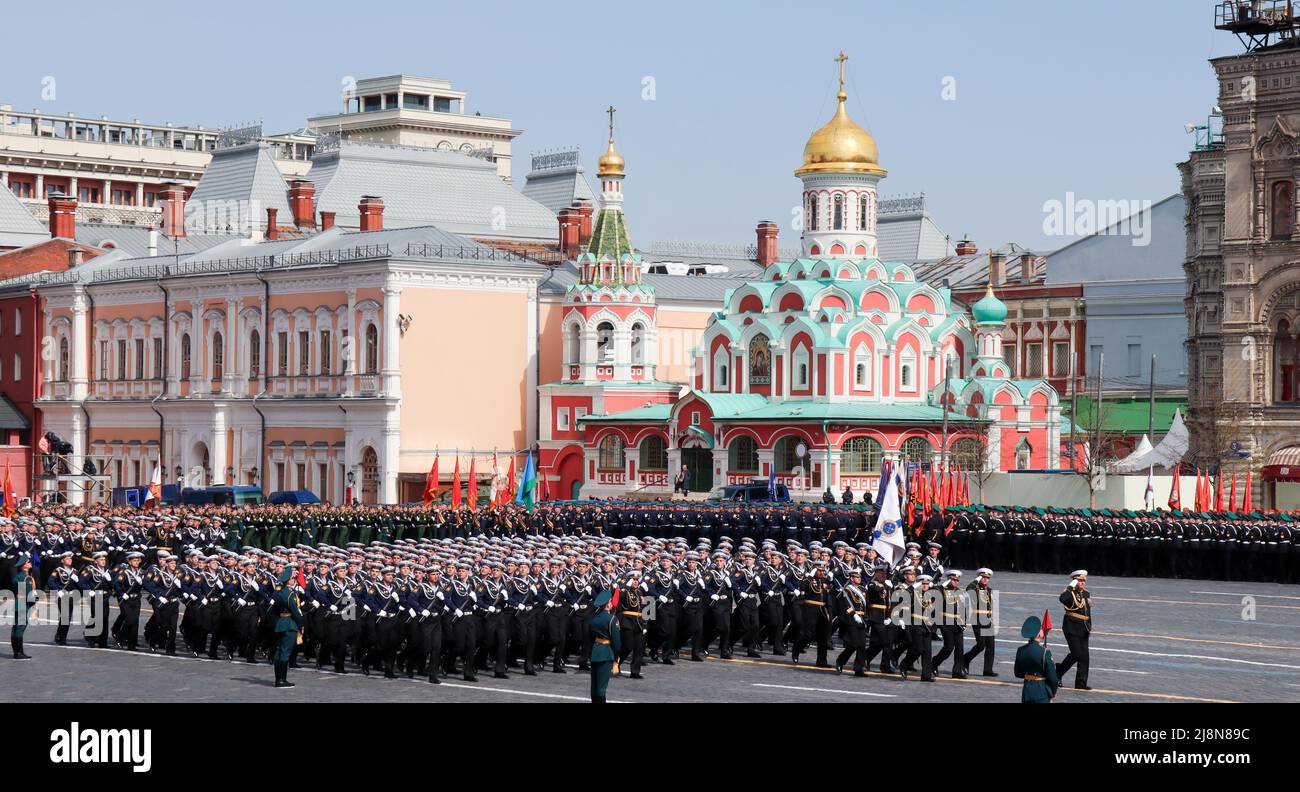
[557,407,570,431]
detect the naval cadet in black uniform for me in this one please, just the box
[1055,569,1093,690]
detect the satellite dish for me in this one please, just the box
[795,442,808,458]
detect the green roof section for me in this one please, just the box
[578,403,672,423]
[1070,396,1186,434]
[713,401,985,424]
[585,207,634,262]
[688,392,770,417]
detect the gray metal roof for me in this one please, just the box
[0,181,48,248]
[521,158,595,215]
[185,142,293,233]
[877,198,954,261]
[0,394,30,429]
[73,224,243,258]
[1044,194,1184,284]
[308,141,557,242]
[911,242,1040,290]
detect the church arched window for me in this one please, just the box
[598,434,625,470]
[807,194,819,232]
[596,321,614,363]
[1273,180,1295,240]
[631,322,645,364]
[841,436,882,474]
[728,435,759,473]
[859,195,869,231]
[854,342,871,388]
[566,323,581,365]
[639,435,667,471]
[833,194,844,231]
[713,346,729,389]
[1275,318,1297,403]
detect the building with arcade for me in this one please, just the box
[538,61,1066,500]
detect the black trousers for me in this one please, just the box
[760,595,785,652]
[706,599,732,657]
[113,598,141,649]
[681,605,704,659]
[899,626,934,680]
[567,607,591,666]
[652,601,678,658]
[932,625,966,676]
[835,619,866,673]
[862,620,893,671]
[963,627,996,674]
[619,622,645,675]
[452,616,479,678]
[793,605,831,665]
[544,608,569,669]
[1057,629,1090,688]
[510,610,537,673]
[84,592,110,647]
[735,602,760,653]
[321,613,349,671]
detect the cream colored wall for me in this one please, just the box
[399,287,532,468]
[653,307,712,384]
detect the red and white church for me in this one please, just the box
[539,68,1066,500]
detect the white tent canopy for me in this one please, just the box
[1111,409,1188,473]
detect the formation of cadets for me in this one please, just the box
[1,497,1290,685]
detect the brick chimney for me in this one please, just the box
[558,207,581,258]
[990,251,1007,285]
[288,179,316,230]
[1019,253,1040,285]
[575,200,593,247]
[955,237,977,256]
[67,246,85,268]
[755,221,779,267]
[265,208,279,241]
[48,192,77,239]
[320,211,336,231]
[160,183,187,238]
[358,196,384,232]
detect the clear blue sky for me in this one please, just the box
[1,0,1239,252]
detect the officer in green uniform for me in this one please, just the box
[10,553,35,659]
[1013,615,1058,703]
[271,566,304,688]
[588,588,621,704]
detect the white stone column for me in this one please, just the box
[134,182,144,207]
[712,448,728,489]
[71,289,89,401]
[381,284,401,397]
[35,174,44,198]
[69,410,86,506]
[210,407,227,484]
[189,310,205,395]
[222,298,238,395]
[613,326,631,381]
[103,179,112,205]
[382,422,400,504]
[344,288,357,395]
[166,303,180,395]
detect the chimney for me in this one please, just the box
[558,207,581,258]
[320,211,336,231]
[287,179,316,230]
[954,237,977,256]
[1019,253,1040,285]
[575,200,594,246]
[160,183,187,238]
[67,246,85,268]
[265,208,279,241]
[358,196,384,232]
[755,221,780,267]
[48,192,77,239]
[990,251,1007,285]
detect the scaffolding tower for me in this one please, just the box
[1216,1,1300,51]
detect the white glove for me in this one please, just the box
[853,615,863,625]
[454,608,463,618]
[409,608,416,618]
[584,586,592,594]
[658,596,668,604]
[237,598,247,606]
[436,592,445,600]
[56,590,65,599]
[390,591,399,601]
[200,598,209,606]
[672,578,680,586]
[70,574,79,582]
[710,594,720,601]
[488,606,497,614]
[884,618,892,626]
[363,604,372,612]
[546,600,555,607]
[216,580,224,589]
[1068,580,1078,589]
[421,609,430,618]
[329,605,338,613]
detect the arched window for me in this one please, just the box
[900,437,934,469]
[854,342,871,388]
[1275,319,1297,402]
[841,436,883,474]
[212,331,224,380]
[950,437,984,473]
[833,194,844,231]
[639,435,667,471]
[775,436,807,474]
[807,194,819,232]
[899,353,916,390]
[596,321,614,363]
[792,345,809,388]
[631,322,645,364]
[1273,180,1295,240]
[1015,438,1033,470]
[859,195,869,231]
[58,337,69,381]
[748,335,771,385]
[364,323,378,374]
[180,333,191,380]
[598,434,625,470]
[729,435,759,473]
[249,329,261,379]
[566,323,581,365]
[360,446,379,504]
[713,346,729,389]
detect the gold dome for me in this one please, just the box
[796,54,886,177]
[597,138,625,177]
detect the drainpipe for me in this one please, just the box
[251,392,267,496]
[252,269,271,495]
[822,419,832,498]
[153,282,170,472]
[338,403,349,505]
[80,285,95,492]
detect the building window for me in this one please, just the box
[630,323,645,365]
[595,321,614,364]
[859,195,869,231]
[320,330,331,375]
[298,330,310,375]
[1052,341,1070,378]
[775,436,807,475]
[1127,343,1141,378]
[713,347,728,389]
[276,462,286,491]
[640,435,668,471]
[854,343,871,388]
[12,353,20,382]
[833,194,844,231]
[566,324,581,364]
[807,194,819,231]
[556,408,570,431]
[1272,180,1295,240]
[153,337,163,379]
[98,340,108,380]
[277,331,288,376]
[748,335,771,385]
[951,437,984,472]
[1001,343,1017,377]
[212,332,224,380]
[58,337,69,381]
[1016,438,1033,470]
[729,435,759,473]
[365,323,379,374]
[598,435,625,470]
[900,354,916,389]
[14,308,21,335]
[134,339,144,380]
[1025,343,1043,378]
[793,346,809,388]
[117,339,127,380]
[840,436,882,474]
[900,437,934,469]
[249,330,261,379]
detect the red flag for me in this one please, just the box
[1,458,13,517]
[467,456,478,508]
[1215,471,1224,512]
[1168,468,1181,510]
[507,456,516,502]
[451,457,462,510]
[1230,472,1238,513]
[423,455,440,508]
[1041,607,1053,635]
[1242,471,1253,512]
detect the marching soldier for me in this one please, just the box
[834,567,869,677]
[111,551,145,651]
[931,569,968,679]
[896,569,935,682]
[617,570,646,679]
[962,568,998,677]
[1055,569,1093,690]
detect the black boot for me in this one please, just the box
[12,637,30,660]
[275,660,295,688]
